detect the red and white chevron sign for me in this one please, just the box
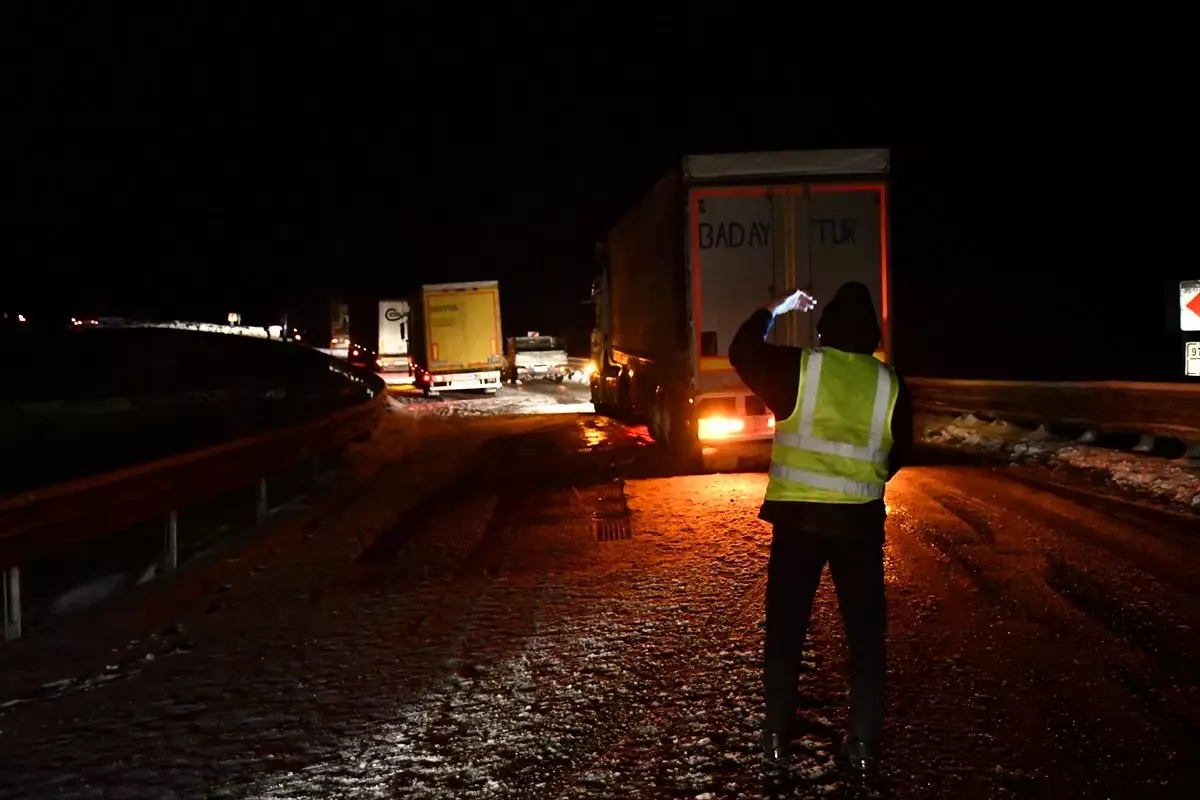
[1182,280,1200,331]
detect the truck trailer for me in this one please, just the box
[408,281,504,395]
[376,299,412,384]
[590,148,891,469]
[328,296,351,360]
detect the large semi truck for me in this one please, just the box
[328,296,351,359]
[376,299,412,384]
[590,148,891,469]
[408,281,505,395]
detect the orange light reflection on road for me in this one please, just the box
[880,471,920,587]
[575,418,655,451]
[580,423,608,449]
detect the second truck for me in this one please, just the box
[408,281,505,395]
[590,148,892,470]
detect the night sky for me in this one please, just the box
[13,14,1195,381]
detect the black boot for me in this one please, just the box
[761,731,791,761]
[840,736,878,775]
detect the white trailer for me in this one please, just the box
[377,299,412,384]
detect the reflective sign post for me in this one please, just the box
[1181,280,1200,331]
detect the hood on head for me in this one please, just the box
[816,282,881,355]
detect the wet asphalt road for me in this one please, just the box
[0,399,1196,799]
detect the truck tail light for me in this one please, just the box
[697,416,744,441]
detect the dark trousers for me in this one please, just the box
[762,524,886,745]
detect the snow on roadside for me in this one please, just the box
[918,413,1200,509]
[389,385,593,418]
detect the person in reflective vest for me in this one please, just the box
[729,281,913,774]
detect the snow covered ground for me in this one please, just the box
[389,383,594,418]
[918,413,1200,510]
[3,413,1193,798]
[238,473,845,800]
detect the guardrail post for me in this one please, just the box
[256,477,269,521]
[1184,444,1200,468]
[162,509,178,573]
[3,566,20,641]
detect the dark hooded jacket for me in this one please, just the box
[728,282,913,540]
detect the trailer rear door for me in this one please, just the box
[690,187,776,384]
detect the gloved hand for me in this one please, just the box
[766,289,817,318]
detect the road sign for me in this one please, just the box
[1182,280,1200,331]
[1188,342,1200,377]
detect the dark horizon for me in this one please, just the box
[13,15,1196,381]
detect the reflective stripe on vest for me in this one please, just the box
[767,462,886,498]
[764,348,898,504]
[773,351,895,466]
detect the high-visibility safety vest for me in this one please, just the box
[765,347,899,504]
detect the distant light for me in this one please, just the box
[228,312,242,326]
[17,314,26,323]
[268,325,283,338]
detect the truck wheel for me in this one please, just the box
[647,397,662,440]
[616,375,633,418]
[590,380,606,414]
[664,398,700,463]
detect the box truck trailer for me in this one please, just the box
[408,281,504,395]
[376,299,412,384]
[590,148,891,469]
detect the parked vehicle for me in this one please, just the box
[408,281,505,395]
[376,299,412,384]
[503,334,569,383]
[590,148,891,469]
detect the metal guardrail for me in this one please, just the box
[85,319,276,338]
[3,376,1193,639]
[0,372,387,640]
[908,378,1200,443]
